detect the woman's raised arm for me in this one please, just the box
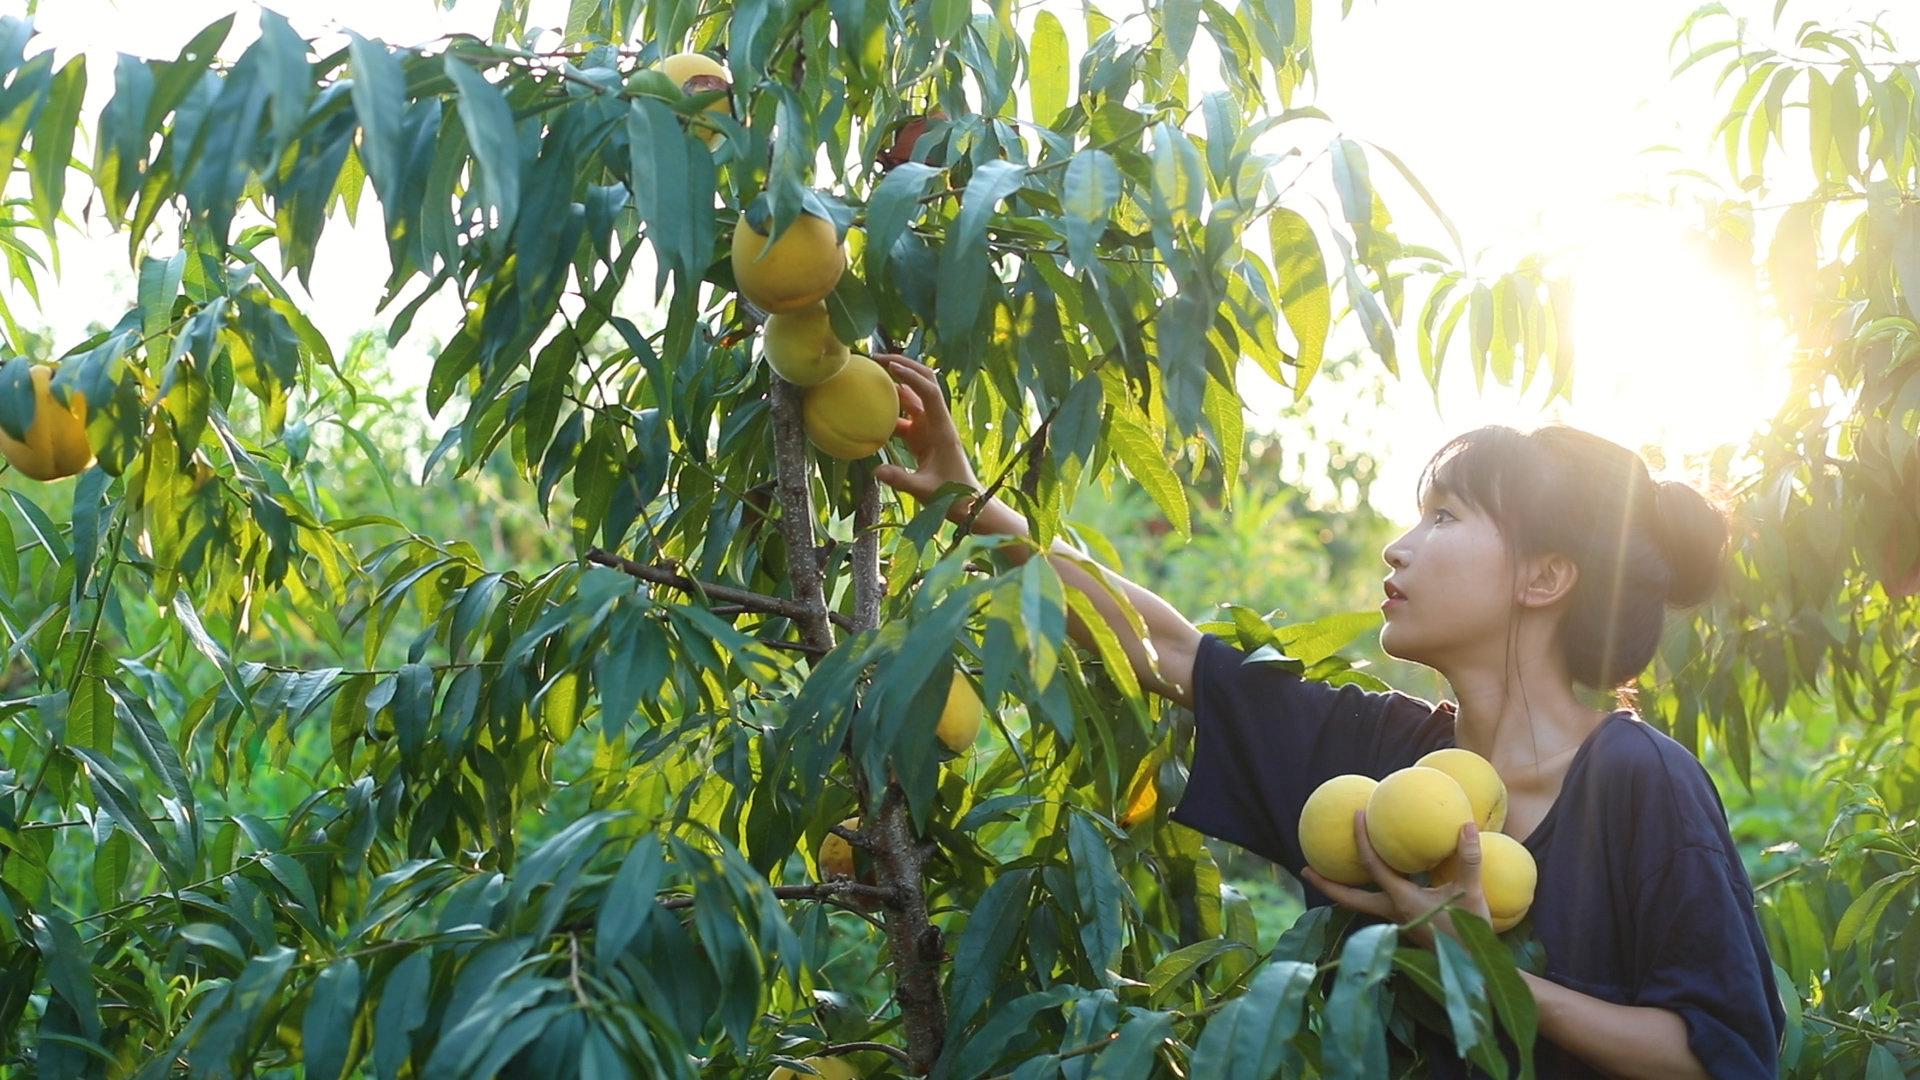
[872,353,1203,709]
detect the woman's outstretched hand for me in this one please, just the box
[871,353,984,511]
[1303,813,1491,950]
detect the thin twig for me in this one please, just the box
[585,547,855,632]
[820,1041,914,1067]
[658,882,894,918]
[1803,1013,1920,1052]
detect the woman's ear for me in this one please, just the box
[1517,553,1579,609]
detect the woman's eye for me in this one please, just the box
[1430,509,1453,524]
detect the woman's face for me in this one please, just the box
[1379,487,1522,671]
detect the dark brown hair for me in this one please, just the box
[1416,425,1730,696]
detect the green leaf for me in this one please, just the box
[597,605,666,733]
[437,665,483,753]
[69,746,179,884]
[1063,149,1121,274]
[1867,1043,1905,1080]
[1200,369,1242,510]
[95,55,155,223]
[1157,288,1212,439]
[1363,139,1463,258]
[947,868,1036,1030]
[172,593,252,717]
[303,958,363,1080]
[1089,1010,1175,1080]
[108,684,196,835]
[138,251,187,342]
[0,54,54,203]
[596,833,665,966]
[627,96,716,288]
[91,828,129,909]
[444,53,521,229]
[1832,871,1914,950]
[393,661,432,759]
[936,159,1027,342]
[1148,121,1204,234]
[253,9,312,155]
[1162,0,1200,61]
[0,17,30,80]
[951,987,1077,1080]
[1454,912,1539,1080]
[1434,932,1496,1059]
[1030,12,1070,124]
[67,675,114,755]
[1048,371,1104,469]
[1067,814,1127,982]
[347,35,406,196]
[1272,609,1382,667]
[1269,209,1328,399]
[1188,959,1315,1078]
[25,54,83,244]
[147,17,234,133]
[1017,556,1066,690]
[824,266,879,346]
[863,161,939,285]
[0,503,16,593]
[565,0,605,42]
[374,950,431,1080]
[1106,417,1189,537]
[28,912,100,1040]
[1328,137,1372,229]
[1144,938,1252,1006]
[1323,922,1398,1079]
[1340,234,1397,374]
[931,0,968,42]
[0,353,34,441]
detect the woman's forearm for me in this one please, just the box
[1519,971,1709,1080]
[953,492,1199,707]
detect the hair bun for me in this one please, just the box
[1653,480,1730,607]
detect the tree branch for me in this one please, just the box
[658,881,896,911]
[864,783,949,1072]
[822,1041,916,1068]
[585,547,854,633]
[767,381,840,655]
[853,469,885,632]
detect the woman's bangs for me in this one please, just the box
[1416,427,1524,520]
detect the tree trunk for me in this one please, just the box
[767,383,948,1072]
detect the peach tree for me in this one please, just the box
[0,1,1576,1075]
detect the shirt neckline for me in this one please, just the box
[1443,708,1635,850]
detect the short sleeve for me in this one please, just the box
[1629,846,1784,1078]
[1167,633,1452,880]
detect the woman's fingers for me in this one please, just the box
[1303,869,1396,920]
[897,380,926,418]
[876,351,933,376]
[881,357,951,423]
[1351,810,1401,890]
[873,460,929,497]
[1448,822,1487,911]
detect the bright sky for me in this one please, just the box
[5,0,1910,526]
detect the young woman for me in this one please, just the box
[872,353,1785,1079]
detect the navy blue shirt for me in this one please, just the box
[1168,633,1784,1078]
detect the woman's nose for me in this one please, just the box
[1383,537,1410,570]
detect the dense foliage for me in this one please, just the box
[0,0,1907,1076]
[1655,7,1920,1073]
